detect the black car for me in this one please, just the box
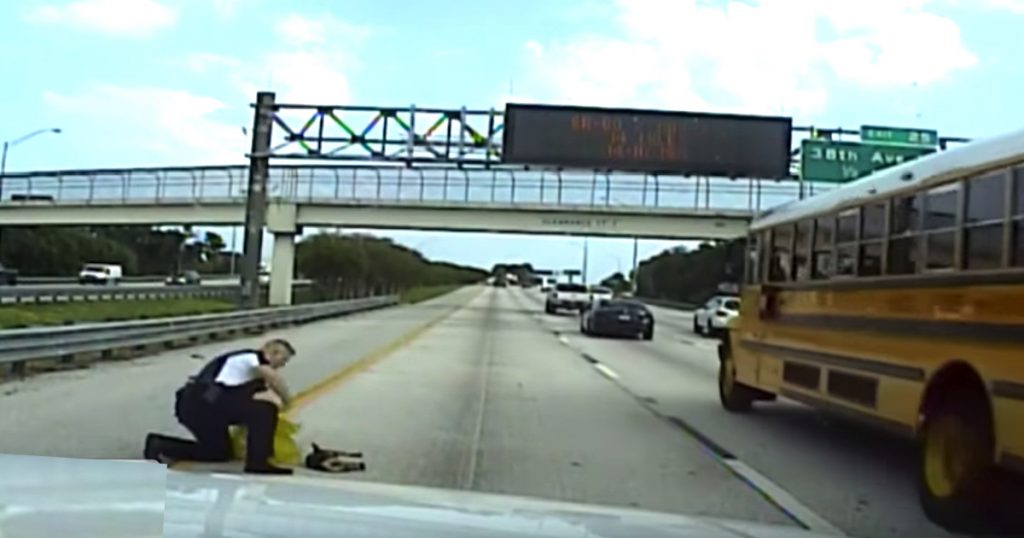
[580,299,654,340]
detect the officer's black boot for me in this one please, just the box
[242,401,293,475]
[144,433,199,462]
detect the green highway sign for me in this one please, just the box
[861,125,939,147]
[800,139,934,183]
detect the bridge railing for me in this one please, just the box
[0,165,837,213]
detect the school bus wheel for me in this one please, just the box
[718,343,755,412]
[917,385,996,532]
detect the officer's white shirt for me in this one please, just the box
[214,352,262,386]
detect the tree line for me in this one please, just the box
[0,227,488,299]
[296,232,487,299]
[0,226,231,276]
[634,239,746,304]
[600,239,746,304]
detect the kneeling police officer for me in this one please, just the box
[144,338,296,474]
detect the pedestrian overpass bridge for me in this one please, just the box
[0,164,816,304]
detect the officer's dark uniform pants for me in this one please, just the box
[152,386,279,466]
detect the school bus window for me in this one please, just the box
[925,231,956,270]
[834,209,858,277]
[812,216,834,280]
[1013,166,1024,216]
[891,194,921,234]
[965,172,1007,270]
[769,225,793,282]
[758,231,770,282]
[1011,167,1024,266]
[888,236,919,275]
[836,209,858,243]
[889,193,922,275]
[793,220,812,280]
[861,203,885,240]
[923,183,959,231]
[836,245,857,276]
[859,242,883,276]
[966,223,1003,270]
[966,172,1006,223]
[922,183,960,271]
[746,234,760,285]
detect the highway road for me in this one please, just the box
[0,285,1011,537]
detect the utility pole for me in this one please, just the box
[631,237,639,294]
[240,92,275,309]
[581,237,589,285]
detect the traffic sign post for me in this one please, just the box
[800,139,934,183]
[861,125,938,148]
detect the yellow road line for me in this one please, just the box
[169,287,482,470]
[284,292,479,415]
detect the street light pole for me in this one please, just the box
[1,128,62,177]
[0,127,62,257]
[1,141,9,178]
[631,237,639,294]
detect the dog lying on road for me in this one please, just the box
[304,443,366,473]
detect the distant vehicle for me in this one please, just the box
[9,194,54,202]
[258,269,271,285]
[539,277,558,292]
[78,263,122,285]
[545,283,589,314]
[0,263,18,286]
[588,286,614,306]
[581,299,654,340]
[165,270,201,286]
[493,273,508,287]
[693,295,739,337]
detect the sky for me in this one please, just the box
[3,0,1024,282]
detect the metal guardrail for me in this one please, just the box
[0,295,398,372]
[0,282,316,305]
[17,274,235,285]
[0,284,238,305]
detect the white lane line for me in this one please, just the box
[722,460,846,536]
[593,363,620,381]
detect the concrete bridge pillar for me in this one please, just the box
[266,203,299,306]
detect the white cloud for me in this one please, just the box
[262,51,353,105]
[27,0,178,37]
[41,11,372,167]
[275,13,373,47]
[212,0,244,18]
[43,85,248,164]
[516,0,977,119]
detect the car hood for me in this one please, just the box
[0,455,835,538]
[165,469,835,538]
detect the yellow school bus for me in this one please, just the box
[719,128,1024,531]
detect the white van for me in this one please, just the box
[78,263,123,285]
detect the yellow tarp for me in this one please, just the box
[229,414,302,467]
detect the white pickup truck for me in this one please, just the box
[545,283,590,314]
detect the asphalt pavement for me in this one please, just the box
[0,285,1009,537]
[517,289,971,538]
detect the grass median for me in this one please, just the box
[0,298,237,329]
[399,285,463,305]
